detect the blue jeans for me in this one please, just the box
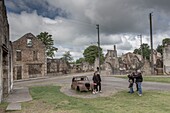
[137,82,142,94]
[130,87,134,93]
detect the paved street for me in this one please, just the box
[13,72,170,98]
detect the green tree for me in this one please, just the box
[156,38,170,55]
[76,58,85,64]
[162,38,170,47]
[133,43,151,60]
[62,51,73,62]
[83,45,104,65]
[37,32,58,58]
[156,45,163,55]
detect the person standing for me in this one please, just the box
[95,67,102,93]
[92,72,98,94]
[134,70,143,96]
[127,73,134,94]
[132,72,138,91]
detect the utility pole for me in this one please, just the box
[96,24,100,72]
[149,12,154,75]
[138,34,143,59]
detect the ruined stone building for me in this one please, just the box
[0,0,13,103]
[120,52,144,72]
[152,50,163,75]
[104,45,145,75]
[82,62,93,72]
[47,58,93,75]
[104,45,119,75]
[47,58,70,75]
[163,44,170,75]
[12,33,47,80]
[103,45,163,75]
[71,64,82,73]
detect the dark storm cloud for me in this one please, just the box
[6,0,170,35]
[5,0,170,58]
[5,0,68,19]
[90,0,170,35]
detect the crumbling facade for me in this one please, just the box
[47,58,70,75]
[82,62,93,72]
[12,33,46,80]
[152,50,163,75]
[163,45,170,75]
[104,47,144,75]
[104,45,119,75]
[0,0,13,103]
[47,59,93,75]
[71,64,82,73]
[120,52,143,71]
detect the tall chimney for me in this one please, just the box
[114,45,116,51]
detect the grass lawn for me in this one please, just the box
[114,76,170,83]
[143,76,170,83]
[2,85,170,113]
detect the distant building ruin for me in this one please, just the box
[82,62,93,72]
[12,33,47,80]
[71,64,82,73]
[104,48,164,75]
[104,45,145,75]
[104,45,119,75]
[120,52,143,71]
[47,58,70,75]
[163,44,170,75]
[152,50,163,75]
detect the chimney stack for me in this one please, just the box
[114,45,116,51]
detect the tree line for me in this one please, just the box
[134,38,170,60]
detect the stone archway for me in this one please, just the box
[105,62,114,75]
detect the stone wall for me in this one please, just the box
[47,58,70,75]
[82,62,93,72]
[104,45,119,75]
[0,0,13,103]
[163,45,170,75]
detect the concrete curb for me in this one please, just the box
[5,87,32,111]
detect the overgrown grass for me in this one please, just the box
[19,85,170,113]
[0,102,8,113]
[115,76,170,83]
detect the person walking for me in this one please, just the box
[134,70,143,96]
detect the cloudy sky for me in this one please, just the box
[5,0,170,60]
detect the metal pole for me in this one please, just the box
[149,13,154,75]
[96,24,100,72]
